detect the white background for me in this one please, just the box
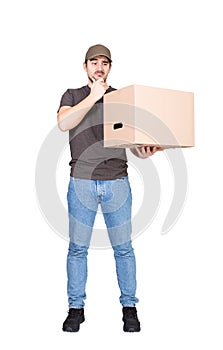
[1,0,223,349]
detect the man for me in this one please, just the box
[57,44,162,333]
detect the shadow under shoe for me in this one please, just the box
[62,308,85,332]
[122,307,141,332]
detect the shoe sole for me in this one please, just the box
[123,327,141,332]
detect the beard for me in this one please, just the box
[88,71,107,83]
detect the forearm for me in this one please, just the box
[57,93,98,132]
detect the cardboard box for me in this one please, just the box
[103,84,194,148]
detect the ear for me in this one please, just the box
[83,62,87,72]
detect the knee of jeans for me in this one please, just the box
[68,242,89,257]
[113,241,134,257]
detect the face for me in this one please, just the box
[84,55,111,83]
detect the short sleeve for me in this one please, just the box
[57,89,74,112]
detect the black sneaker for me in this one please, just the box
[62,308,85,332]
[122,307,141,332]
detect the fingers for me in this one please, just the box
[141,148,147,157]
[92,77,104,84]
[142,145,164,157]
[91,77,105,90]
[145,146,153,156]
[151,146,164,154]
[131,145,164,159]
[136,146,151,158]
[90,76,107,101]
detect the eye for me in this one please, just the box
[90,60,97,65]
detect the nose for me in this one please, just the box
[96,61,103,70]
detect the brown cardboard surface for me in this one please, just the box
[103,85,194,148]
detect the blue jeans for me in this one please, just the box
[66,176,139,308]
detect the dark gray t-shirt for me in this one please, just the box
[58,85,128,180]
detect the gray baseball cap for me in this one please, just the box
[85,44,112,62]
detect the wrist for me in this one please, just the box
[90,90,104,103]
